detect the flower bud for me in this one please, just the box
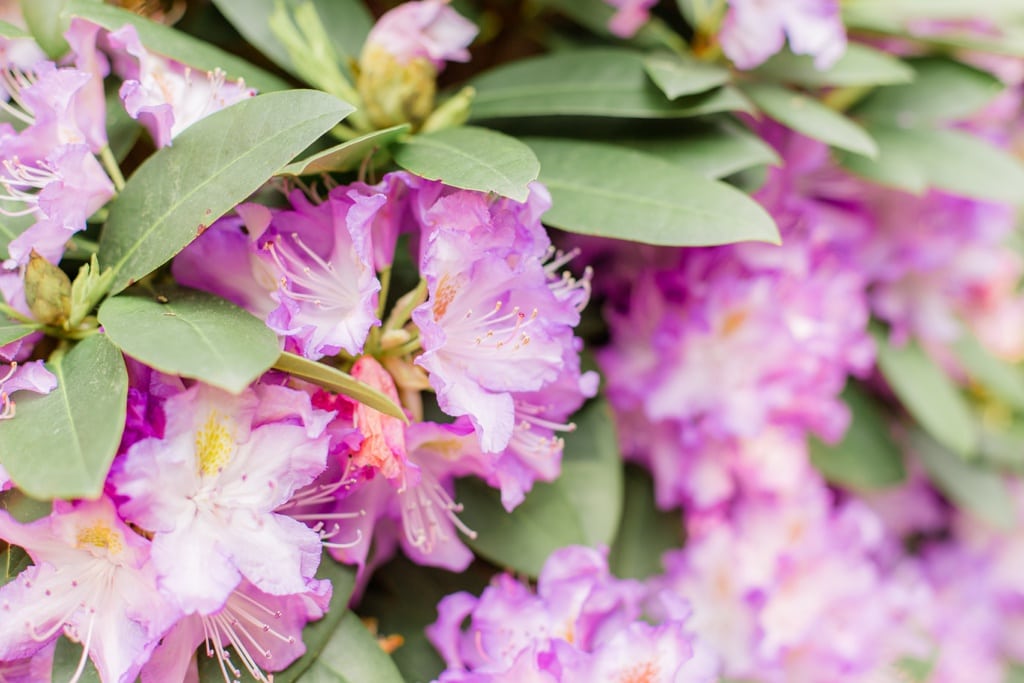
[24,250,72,327]
[356,0,477,129]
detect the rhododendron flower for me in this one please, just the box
[141,579,331,683]
[428,546,715,681]
[0,498,179,683]
[111,382,333,614]
[0,359,56,420]
[106,24,254,147]
[362,0,477,69]
[411,182,582,453]
[720,0,846,70]
[175,184,387,359]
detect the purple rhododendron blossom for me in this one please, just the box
[0,359,56,420]
[428,546,715,682]
[105,24,255,147]
[411,181,582,453]
[111,382,333,614]
[363,0,478,69]
[175,184,387,359]
[720,0,846,70]
[0,498,179,683]
[140,578,331,683]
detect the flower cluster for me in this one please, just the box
[428,545,716,682]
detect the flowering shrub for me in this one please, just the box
[0,0,1023,681]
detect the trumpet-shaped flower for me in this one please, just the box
[0,498,178,683]
[363,0,477,69]
[720,0,846,70]
[106,24,255,147]
[111,382,333,614]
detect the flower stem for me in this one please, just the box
[99,146,126,192]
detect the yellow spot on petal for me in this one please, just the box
[76,523,123,554]
[721,308,748,336]
[195,410,234,476]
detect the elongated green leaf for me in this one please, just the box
[359,558,494,683]
[98,288,280,394]
[842,125,1024,203]
[953,332,1024,413]
[211,0,372,80]
[457,400,623,577]
[853,57,1003,125]
[754,44,915,87]
[614,118,780,178]
[644,52,731,99]
[0,316,38,347]
[874,332,977,458]
[280,124,410,176]
[845,0,1024,23]
[744,83,878,157]
[274,351,407,423]
[21,0,69,58]
[198,559,357,682]
[525,137,779,246]
[0,488,51,523]
[470,48,751,120]
[810,385,906,489]
[393,126,540,202]
[910,429,1014,529]
[0,334,127,499]
[609,465,683,579]
[63,1,288,92]
[99,90,353,293]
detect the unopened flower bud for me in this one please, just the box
[356,0,477,129]
[24,250,72,327]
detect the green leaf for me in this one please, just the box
[853,57,1003,126]
[844,0,1024,23]
[743,83,878,157]
[273,351,407,423]
[393,126,540,202]
[874,331,977,458]
[279,124,410,176]
[99,90,353,294]
[953,331,1024,413]
[359,557,494,683]
[0,488,51,523]
[457,400,624,577]
[98,288,280,394]
[613,118,780,179]
[0,316,39,348]
[469,48,751,120]
[754,43,915,87]
[211,0,372,80]
[910,428,1015,529]
[63,0,289,92]
[810,385,906,489]
[0,334,127,500]
[198,559,357,682]
[841,125,1024,203]
[51,636,101,683]
[525,137,780,246]
[21,0,70,59]
[643,52,731,99]
[608,465,683,580]
[297,611,404,682]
